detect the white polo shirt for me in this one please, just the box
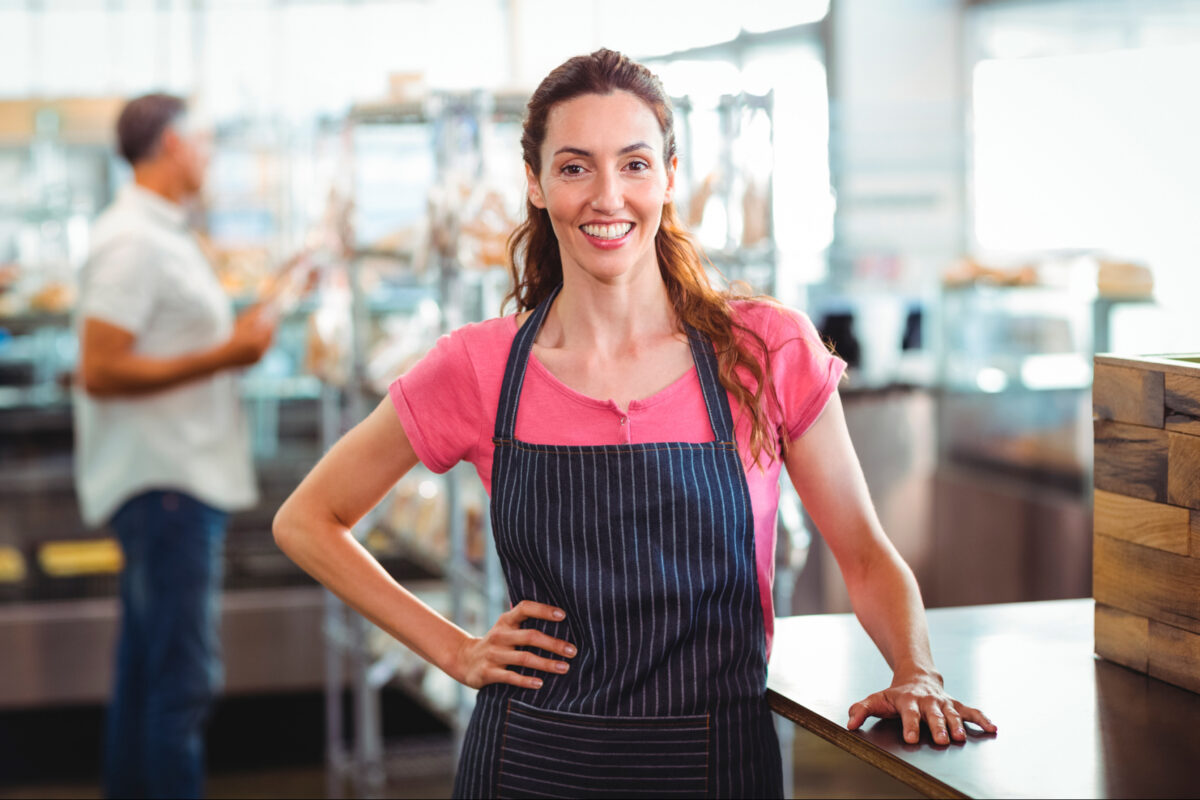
[73,183,258,527]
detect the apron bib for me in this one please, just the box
[454,285,783,799]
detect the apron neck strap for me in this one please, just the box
[493,283,738,444]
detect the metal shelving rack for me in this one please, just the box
[318,90,523,799]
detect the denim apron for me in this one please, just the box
[453,285,783,798]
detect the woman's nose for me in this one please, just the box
[589,169,623,214]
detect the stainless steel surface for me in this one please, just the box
[0,587,327,708]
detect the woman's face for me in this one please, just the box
[527,90,676,286]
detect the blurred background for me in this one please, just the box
[1,0,1198,797]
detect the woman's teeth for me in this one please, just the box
[581,222,633,240]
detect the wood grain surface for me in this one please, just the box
[1149,620,1200,694]
[1095,353,1200,379]
[1094,603,1149,672]
[1093,489,1189,554]
[1164,373,1200,435]
[1093,534,1200,636]
[1167,431,1200,510]
[1093,364,1164,427]
[1192,511,1200,557]
[1093,420,1168,502]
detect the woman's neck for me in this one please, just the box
[542,265,678,358]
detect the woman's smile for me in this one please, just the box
[580,220,635,248]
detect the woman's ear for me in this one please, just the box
[525,163,546,209]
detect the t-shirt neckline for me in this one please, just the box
[509,314,701,414]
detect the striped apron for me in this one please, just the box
[453,285,783,798]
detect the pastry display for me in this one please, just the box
[1097,259,1153,298]
[943,258,1039,287]
[28,280,75,313]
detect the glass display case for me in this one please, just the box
[937,282,1094,486]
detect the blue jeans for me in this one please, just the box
[104,490,227,800]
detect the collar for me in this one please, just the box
[121,183,189,231]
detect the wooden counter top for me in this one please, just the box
[767,599,1200,798]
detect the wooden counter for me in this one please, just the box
[767,599,1200,798]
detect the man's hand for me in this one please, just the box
[223,306,276,367]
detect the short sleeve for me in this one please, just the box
[768,307,847,442]
[78,236,158,336]
[388,328,485,473]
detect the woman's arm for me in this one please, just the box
[784,392,996,744]
[273,397,575,689]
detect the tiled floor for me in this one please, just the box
[0,727,920,799]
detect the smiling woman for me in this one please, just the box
[273,48,994,800]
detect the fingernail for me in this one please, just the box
[956,727,965,737]
[552,609,565,620]
[564,645,577,657]
[530,678,543,688]
[555,662,568,672]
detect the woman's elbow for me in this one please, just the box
[842,537,911,591]
[272,501,299,554]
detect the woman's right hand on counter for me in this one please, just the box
[453,600,577,690]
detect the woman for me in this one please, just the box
[274,49,995,798]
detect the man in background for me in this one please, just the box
[74,93,275,799]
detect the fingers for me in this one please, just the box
[505,626,577,660]
[503,646,571,675]
[847,693,894,731]
[848,685,996,746]
[920,700,994,745]
[485,665,546,691]
[465,600,577,691]
[955,702,998,734]
[897,698,923,744]
[943,704,966,742]
[507,599,567,624]
[919,700,950,745]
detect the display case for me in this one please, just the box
[929,281,1096,608]
[937,282,1093,484]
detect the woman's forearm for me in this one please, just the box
[273,507,473,681]
[843,544,940,682]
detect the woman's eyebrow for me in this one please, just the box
[552,141,653,157]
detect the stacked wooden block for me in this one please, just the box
[1093,353,1200,694]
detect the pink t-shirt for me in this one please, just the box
[389,300,846,657]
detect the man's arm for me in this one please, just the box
[79,309,274,397]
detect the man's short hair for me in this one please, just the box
[115,93,186,166]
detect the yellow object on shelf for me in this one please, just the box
[0,546,26,583]
[38,538,124,577]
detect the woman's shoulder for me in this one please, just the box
[444,313,520,355]
[728,297,821,347]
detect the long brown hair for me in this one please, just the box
[506,49,785,465]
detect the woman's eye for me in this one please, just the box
[626,160,649,172]
[560,164,584,175]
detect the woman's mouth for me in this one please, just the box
[580,222,634,248]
